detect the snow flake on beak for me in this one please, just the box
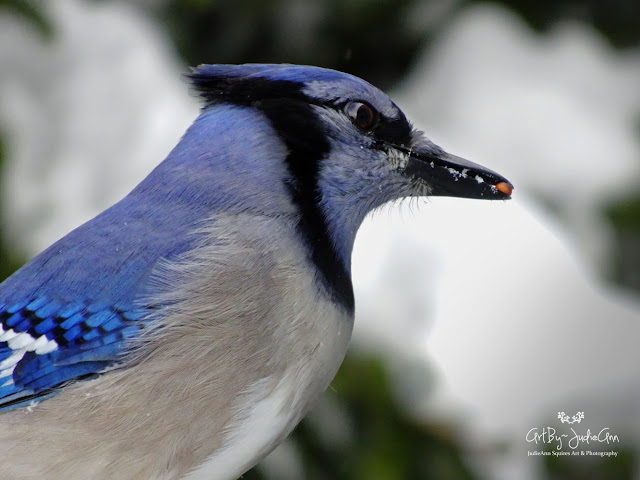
[446,167,470,182]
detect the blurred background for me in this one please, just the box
[1,0,639,478]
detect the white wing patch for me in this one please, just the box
[8,332,35,350]
[0,324,59,381]
[0,328,18,342]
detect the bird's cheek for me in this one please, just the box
[385,147,411,171]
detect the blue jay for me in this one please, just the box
[0,64,512,479]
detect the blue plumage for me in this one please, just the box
[0,103,254,409]
[0,64,512,479]
[0,70,313,410]
[0,293,143,409]
[0,124,223,409]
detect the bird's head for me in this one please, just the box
[188,64,512,310]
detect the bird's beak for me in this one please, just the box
[399,140,513,200]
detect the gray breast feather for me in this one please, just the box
[0,213,353,480]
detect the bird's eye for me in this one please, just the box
[345,102,378,131]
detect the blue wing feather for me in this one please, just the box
[0,188,210,412]
[0,296,146,412]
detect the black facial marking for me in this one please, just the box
[189,74,306,107]
[260,97,355,314]
[190,73,355,313]
[190,69,413,150]
[372,109,413,150]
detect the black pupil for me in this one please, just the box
[346,102,376,130]
[356,105,373,128]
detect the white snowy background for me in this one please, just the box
[1,1,639,479]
